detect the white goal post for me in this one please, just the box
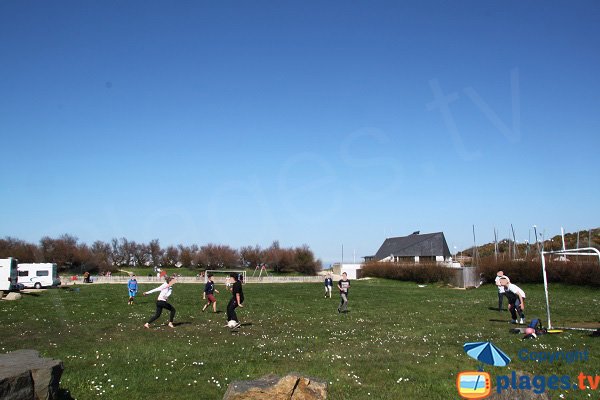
[204,270,247,285]
[541,247,600,329]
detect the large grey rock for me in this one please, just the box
[0,369,34,400]
[0,350,64,400]
[223,374,327,400]
[4,292,22,301]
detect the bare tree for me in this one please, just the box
[178,244,199,268]
[148,239,163,269]
[0,237,40,262]
[40,234,79,271]
[198,244,239,269]
[240,245,264,268]
[162,246,179,268]
[133,242,150,267]
[265,241,293,273]
[110,238,129,267]
[89,240,111,272]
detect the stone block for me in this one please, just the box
[0,350,64,400]
[4,292,22,301]
[223,374,327,400]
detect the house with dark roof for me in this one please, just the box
[365,232,452,263]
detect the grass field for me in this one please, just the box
[1,280,599,399]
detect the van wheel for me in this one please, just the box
[34,283,42,289]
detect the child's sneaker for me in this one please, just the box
[519,318,525,324]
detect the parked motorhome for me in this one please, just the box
[17,263,61,289]
[0,258,19,292]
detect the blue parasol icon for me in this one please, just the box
[463,341,511,368]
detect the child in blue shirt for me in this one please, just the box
[127,275,138,305]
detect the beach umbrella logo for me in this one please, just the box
[456,342,510,399]
[463,341,511,368]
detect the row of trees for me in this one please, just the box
[0,235,322,275]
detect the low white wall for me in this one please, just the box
[62,275,324,285]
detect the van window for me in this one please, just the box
[36,270,49,277]
[18,271,29,277]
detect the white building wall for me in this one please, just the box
[332,263,363,279]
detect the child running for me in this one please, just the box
[143,276,177,329]
[127,274,138,305]
[337,272,350,313]
[499,277,526,324]
[324,274,333,298]
[202,274,220,313]
[226,273,244,329]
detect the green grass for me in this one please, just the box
[1,280,599,399]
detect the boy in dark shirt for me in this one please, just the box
[227,273,244,329]
[202,274,220,313]
[337,272,350,313]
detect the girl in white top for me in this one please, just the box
[143,276,176,329]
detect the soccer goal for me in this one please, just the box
[204,270,247,285]
[541,247,600,330]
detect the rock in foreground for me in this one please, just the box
[0,349,64,400]
[223,374,327,400]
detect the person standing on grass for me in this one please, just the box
[127,274,138,305]
[499,277,526,324]
[495,271,508,311]
[337,272,350,313]
[226,273,244,329]
[324,274,333,298]
[143,276,177,329]
[202,274,220,313]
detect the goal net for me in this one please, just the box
[541,247,600,329]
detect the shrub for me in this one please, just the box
[362,261,454,284]
[478,256,600,287]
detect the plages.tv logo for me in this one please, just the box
[456,341,511,399]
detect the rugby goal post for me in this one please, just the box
[204,270,247,285]
[541,247,600,329]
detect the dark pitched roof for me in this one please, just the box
[373,232,451,260]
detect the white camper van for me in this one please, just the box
[17,263,61,289]
[0,258,19,292]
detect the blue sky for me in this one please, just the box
[1,1,599,264]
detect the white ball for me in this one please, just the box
[227,320,238,328]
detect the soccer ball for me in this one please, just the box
[227,320,238,328]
